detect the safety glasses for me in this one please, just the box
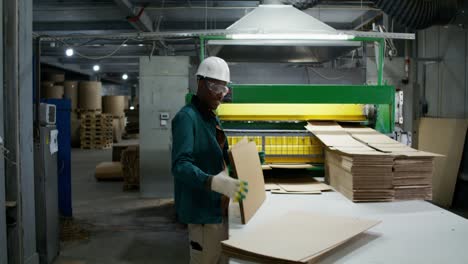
[205,80,229,97]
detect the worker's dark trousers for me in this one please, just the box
[188,216,228,264]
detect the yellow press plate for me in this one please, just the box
[217,104,366,121]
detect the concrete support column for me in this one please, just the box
[0,0,7,262]
[4,0,38,263]
[139,56,189,198]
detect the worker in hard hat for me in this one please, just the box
[171,56,249,264]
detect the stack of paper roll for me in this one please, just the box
[46,73,65,83]
[102,96,125,117]
[70,114,81,147]
[79,81,102,111]
[64,81,78,110]
[41,81,64,99]
[103,95,126,143]
[124,96,130,110]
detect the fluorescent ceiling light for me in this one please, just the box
[228,33,354,41]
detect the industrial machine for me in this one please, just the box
[34,103,59,264]
[191,5,407,172]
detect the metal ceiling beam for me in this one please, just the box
[34,22,134,32]
[33,3,125,22]
[130,0,259,6]
[352,10,382,30]
[59,58,140,64]
[80,65,140,73]
[113,0,155,32]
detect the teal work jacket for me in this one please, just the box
[171,96,229,224]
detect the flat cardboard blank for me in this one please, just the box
[229,141,266,224]
[222,211,380,263]
[418,118,468,207]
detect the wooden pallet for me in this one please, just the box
[80,143,112,150]
[77,109,102,113]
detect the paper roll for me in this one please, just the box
[46,73,65,83]
[102,96,125,117]
[79,81,102,110]
[41,82,64,99]
[64,81,79,109]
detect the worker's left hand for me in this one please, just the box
[211,170,249,202]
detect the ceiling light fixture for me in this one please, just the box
[228,33,355,41]
[93,65,100,72]
[65,48,74,57]
[129,106,135,110]
[122,74,128,80]
[138,44,144,47]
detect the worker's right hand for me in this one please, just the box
[211,170,249,202]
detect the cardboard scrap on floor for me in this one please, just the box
[222,211,380,263]
[229,141,266,224]
[307,121,441,202]
[95,162,123,181]
[418,117,468,208]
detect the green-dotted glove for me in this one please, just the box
[211,170,249,202]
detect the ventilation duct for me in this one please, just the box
[373,0,459,30]
[208,5,360,63]
[270,0,460,30]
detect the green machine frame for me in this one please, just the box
[196,35,395,134]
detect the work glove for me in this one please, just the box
[211,170,249,202]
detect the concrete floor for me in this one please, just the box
[54,145,189,264]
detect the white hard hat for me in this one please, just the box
[196,56,230,83]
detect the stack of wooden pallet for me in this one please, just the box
[80,113,113,149]
[306,121,440,202]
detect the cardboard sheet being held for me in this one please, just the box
[229,140,266,224]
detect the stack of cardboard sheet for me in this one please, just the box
[325,149,394,202]
[342,125,438,201]
[121,146,140,191]
[307,122,441,202]
[306,122,395,202]
[222,212,380,263]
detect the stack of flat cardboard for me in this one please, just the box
[307,122,440,202]
[222,212,380,263]
[121,146,140,191]
[325,149,395,202]
[306,122,395,202]
[342,125,438,201]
